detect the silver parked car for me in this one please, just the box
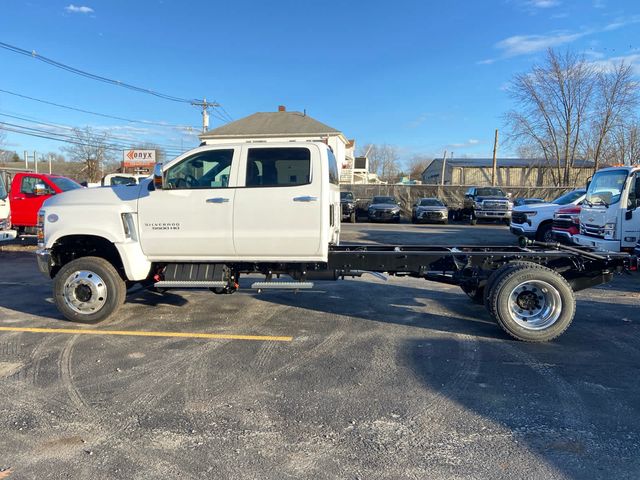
[411,197,448,224]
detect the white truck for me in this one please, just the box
[509,189,585,242]
[573,165,640,253]
[35,142,635,342]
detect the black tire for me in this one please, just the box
[536,222,554,242]
[349,212,356,223]
[441,219,448,225]
[411,215,417,224]
[487,264,575,342]
[53,256,126,323]
[470,218,477,225]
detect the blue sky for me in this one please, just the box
[0,0,638,163]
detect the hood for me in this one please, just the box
[556,205,581,215]
[369,203,399,210]
[43,182,145,211]
[513,203,557,213]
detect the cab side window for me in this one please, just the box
[165,149,234,190]
[21,176,54,195]
[628,174,637,209]
[245,147,311,187]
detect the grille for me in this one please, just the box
[483,200,508,211]
[511,212,527,224]
[582,223,604,238]
[552,218,574,229]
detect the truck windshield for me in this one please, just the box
[372,196,396,204]
[552,190,585,205]
[585,170,629,206]
[419,198,443,207]
[340,192,354,201]
[476,188,505,197]
[51,177,82,192]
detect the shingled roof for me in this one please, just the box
[200,111,341,139]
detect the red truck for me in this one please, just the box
[552,204,581,244]
[9,172,82,233]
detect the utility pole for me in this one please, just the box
[440,150,447,186]
[491,129,499,186]
[191,97,220,133]
[34,150,38,174]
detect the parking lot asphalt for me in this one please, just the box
[1,222,639,480]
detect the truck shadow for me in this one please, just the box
[243,279,510,341]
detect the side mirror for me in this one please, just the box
[153,164,164,190]
[34,183,49,196]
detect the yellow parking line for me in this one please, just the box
[0,326,292,342]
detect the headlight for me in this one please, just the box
[522,211,538,217]
[37,210,45,247]
[474,201,482,209]
[603,222,616,240]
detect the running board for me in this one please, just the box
[154,281,227,288]
[251,281,314,290]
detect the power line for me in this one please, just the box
[0,87,200,130]
[0,120,190,156]
[0,41,198,104]
[0,111,190,154]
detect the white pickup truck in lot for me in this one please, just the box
[35,142,636,342]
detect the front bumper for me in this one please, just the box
[368,210,401,222]
[510,224,535,238]
[416,210,447,222]
[0,229,17,243]
[476,210,511,219]
[572,234,621,252]
[36,248,53,277]
[552,230,574,244]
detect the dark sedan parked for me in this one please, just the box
[367,196,401,223]
[411,197,448,224]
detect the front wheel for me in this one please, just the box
[53,256,126,323]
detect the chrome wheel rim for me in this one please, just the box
[508,280,561,330]
[63,270,108,314]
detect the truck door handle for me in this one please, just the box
[293,196,318,202]
[206,197,230,203]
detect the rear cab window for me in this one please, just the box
[245,147,311,187]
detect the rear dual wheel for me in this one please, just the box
[486,264,575,342]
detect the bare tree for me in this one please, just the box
[62,127,114,182]
[506,49,595,185]
[613,120,640,166]
[585,62,639,171]
[359,144,401,182]
[406,155,432,181]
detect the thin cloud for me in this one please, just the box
[479,16,640,65]
[587,53,640,74]
[65,4,94,14]
[446,139,481,149]
[528,0,560,8]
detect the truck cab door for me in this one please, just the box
[137,147,239,259]
[11,175,54,227]
[622,173,640,248]
[233,145,323,259]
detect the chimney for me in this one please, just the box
[278,105,286,112]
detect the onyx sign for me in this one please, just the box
[123,149,156,168]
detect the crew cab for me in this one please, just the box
[573,165,640,252]
[509,189,585,242]
[463,187,513,225]
[10,172,82,232]
[34,142,636,343]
